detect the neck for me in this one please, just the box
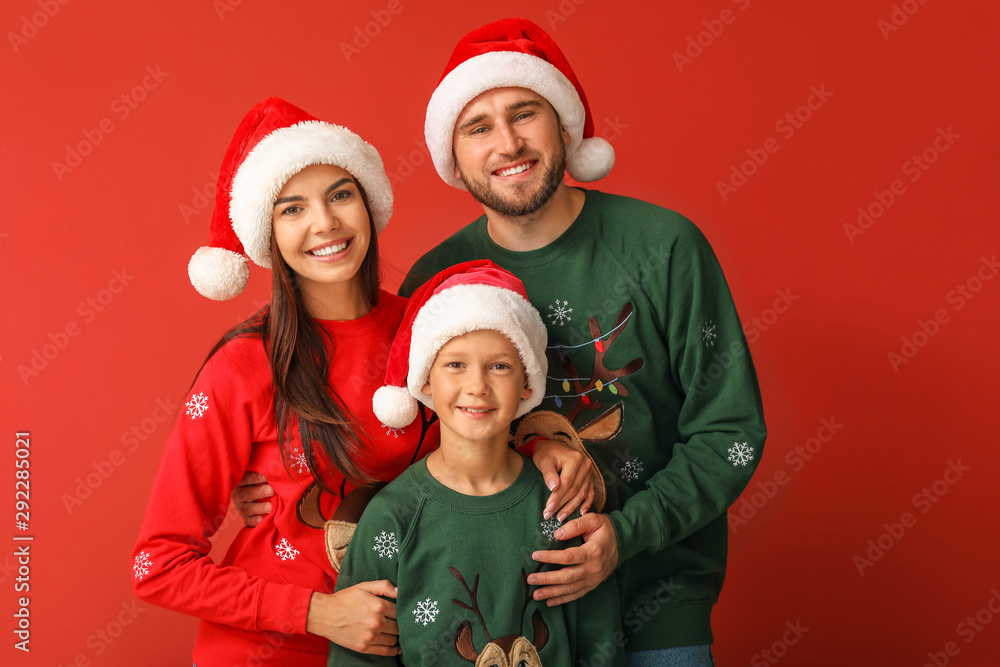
[426,431,523,496]
[300,279,371,321]
[484,183,585,252]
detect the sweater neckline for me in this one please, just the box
[471,189,601,269]
[410,453,538,513]
[312,289,396,336]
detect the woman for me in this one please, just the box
[131,97,592,666]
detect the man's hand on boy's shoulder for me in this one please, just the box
[528,512,619,606]
[232,471,274,527]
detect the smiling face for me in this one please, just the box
[271,163,372,310]
[421,329,532,448]
[452,87,571,218]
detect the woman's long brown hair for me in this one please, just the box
[199,180,382,490]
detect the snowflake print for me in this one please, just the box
[540,517,563,542]
[289,449,308,474]
[382,425,401,439]
[727,442,754,467]
[412,598,439,626]
[275,538,300,561]
[547,299,573,326]
[621,458,644,483]
[702,320,717,347]
[133,551,152,581]
[185,392,209,419]
[373,531,398,559]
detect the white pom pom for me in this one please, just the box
[567,137,615,182]
[372,385,418,429]
[188,247,249,301]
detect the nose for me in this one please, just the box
[310,202,340,234]
[496,121,524,156]
[464,368,488,395]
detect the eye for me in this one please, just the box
[491,363,511,371]
[279,205,302,216]
[513,111,533,122]
[331,189,353,202]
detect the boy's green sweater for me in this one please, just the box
[401,189,767,650]
[329,456,624,666]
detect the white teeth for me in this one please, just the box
[497,162,533,177]
[310,241,348,257]
[461,408,491,413]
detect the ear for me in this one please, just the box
[560,123,571,147]
[452,150,463,182]
[520,383,532,401]
[453,620,479,663]
[421,381,432,397]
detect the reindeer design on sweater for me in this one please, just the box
[451,565,549,666]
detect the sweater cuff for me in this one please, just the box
[608,495,666,564]
[257,580,315,635]
[516,436,544,458]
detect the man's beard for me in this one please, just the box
[458,143,567,218]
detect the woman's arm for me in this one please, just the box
[131,342,315,633]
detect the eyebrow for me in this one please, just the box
[273,177,354,207]
[456,99,543,132]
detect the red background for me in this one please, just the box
[2,1,998,665]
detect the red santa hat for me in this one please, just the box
[424,17,615,190]
[372,260,548,429]
[188,97,393,300]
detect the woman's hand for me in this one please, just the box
[307,580,401,656]
[532,438,596,521]
[231,471,274,527]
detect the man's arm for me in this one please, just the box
[531,218,766,601]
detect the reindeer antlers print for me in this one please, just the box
[451,565,549,666]
[552,303,644,424]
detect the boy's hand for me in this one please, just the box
[532,439,596,521]
[307,581,401,655]
[528,513,619,605]
[231,471,274,527]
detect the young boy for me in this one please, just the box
[329,260,623,666]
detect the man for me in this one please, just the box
[399,18,767,666]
